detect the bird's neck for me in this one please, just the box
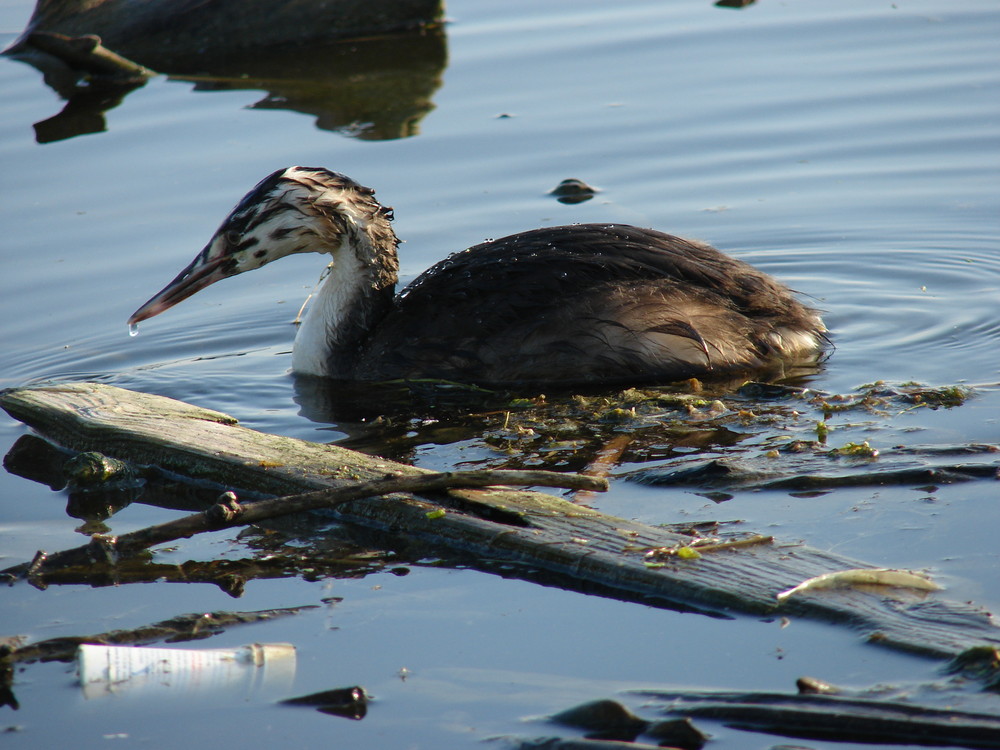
[292,230,398,378]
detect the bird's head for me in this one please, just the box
[128,166,396,326]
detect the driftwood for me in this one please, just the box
[9,0,445,63]
[3,383,1000,666]
[5,1,447,143]
[2,469,606,579]
[635,689,1000,749]
[534,693,1000,750]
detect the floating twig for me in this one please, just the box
[690,534,774,553]
[2,469,607,581]
[643,533,774,564]
[574,432,633,504]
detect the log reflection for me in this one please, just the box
[4,0,446,142]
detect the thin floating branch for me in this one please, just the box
[643,533,774,564]
[1,469,607,582]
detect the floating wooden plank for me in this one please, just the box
[633,689,1000,749]
[3,383,1000,661]
[538,693,1000,750]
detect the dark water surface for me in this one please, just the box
[2,0,999,747]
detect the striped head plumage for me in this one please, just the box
[129,166,398,326]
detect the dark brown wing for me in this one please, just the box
[355,224,824,384]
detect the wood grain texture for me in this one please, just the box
[3,382,999,660]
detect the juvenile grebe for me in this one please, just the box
[129,167,827,386]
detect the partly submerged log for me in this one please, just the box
[3,383,1000,663]
[634,689,1000,749]
[9,0,445,64]
[536,692,1000,750]
[4,0,447,143]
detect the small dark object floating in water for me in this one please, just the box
[549,177,598,204]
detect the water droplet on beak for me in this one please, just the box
[128,323,139,337]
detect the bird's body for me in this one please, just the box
[129,167,827,386]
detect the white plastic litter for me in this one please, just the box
[77,642,296,699]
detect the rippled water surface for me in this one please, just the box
[1,1,998,747]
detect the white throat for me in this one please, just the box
[291,258,369,378]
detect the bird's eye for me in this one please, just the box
[225,230,241,247]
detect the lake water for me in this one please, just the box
[1,0,998,747]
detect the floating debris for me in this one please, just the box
[945,646,1000,690]
[796,675,842,695]
[549,178,598,204]
[643,717,709,750]
[776,568,940,603]
[550,698,648,739]
[7,607,315,664]
[63,451,135,486]
[282,685,368,719]
[77,642,296,699]
[644,534,773,565]
[831,441,879,458]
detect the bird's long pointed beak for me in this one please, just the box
[128,247,230,325]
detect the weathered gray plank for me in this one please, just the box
[3,382,999,660]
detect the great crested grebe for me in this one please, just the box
[129,167,827,386]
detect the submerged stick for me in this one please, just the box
[574,432,633,504]
[1,469,607,581]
